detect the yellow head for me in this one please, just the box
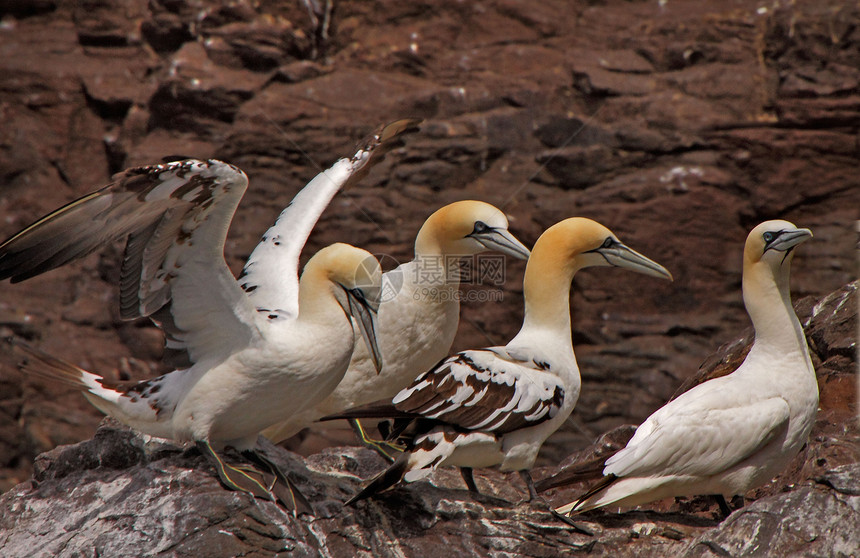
[744,220,812,270]
[301,243,383,371]
[414,200,530,260]
[742,220,812,306]
[519,217,671,332]
[528,217,673,279]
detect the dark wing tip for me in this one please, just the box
[318,401,414,422]
[355,118,423,159]
[535,467,597,493]
[535,425,635,493]
[568,473,620,514]
[362,118,422,149]
[378,118,423,142]
[338,118,422,192]
[345,452,410,506]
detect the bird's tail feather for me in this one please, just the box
[345,452,410,506]
[10,338,97,390]
[536,425,635,493]
[10,338,129,418]
[555,473,619,516]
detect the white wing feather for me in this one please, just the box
[238,118,421,319]
[0,119,420,367]
[605,388,791,478]
[0,159,261,366]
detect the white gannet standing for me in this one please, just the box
[262,200,531,445]
[321,218,672,506]
[0,119,419,512]
[550,220,816,518]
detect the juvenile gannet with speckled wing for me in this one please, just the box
[322,218,672,506]
[262,200,531,445]
[0,119,419,513]
[550,220,816,518]
[13,244,380,512]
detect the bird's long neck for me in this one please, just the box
[743,260,808,356]
[414,214,445,259]
[297,268,343,325]
[513,247,576,346]
[413,223,460,289]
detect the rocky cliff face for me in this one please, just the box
[0,281,857,557]
[0,0,857,552]
[1,0,857,491]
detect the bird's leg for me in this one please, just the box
[460,467,480,494]
[196,441,274,501]
[714,495,732,519]
[349,418,403,463]
[242,448,314,517]
[519,470,540,502]
[519,470,594,536]
[548,508,595,536]
[232,464,277,491]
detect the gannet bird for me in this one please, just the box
[262,200,531,446]
[0,119,419,512]
[549,220,816,518]
[322,217,672,505]
[13,243,380,511]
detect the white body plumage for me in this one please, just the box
[334,218,672,503]
[263,201,531,442]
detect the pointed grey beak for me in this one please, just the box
[347,288,383,373]
[597,242,673,281]
[769,228,813,252]
[470,228,531,260]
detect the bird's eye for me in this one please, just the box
[472,221,489,234]
[602,237,614,248]
[763,232,774,243]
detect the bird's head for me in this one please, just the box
[415,200,530,260]
[744,220,812,270]
[304,243,383,372]
[530,217,673,280]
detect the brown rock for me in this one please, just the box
[202,20,310,71]
[0,0,857,523]
[682,465,860,557]
[0,283,856,558]
[72,0,148,47]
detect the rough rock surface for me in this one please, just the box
[0,281,856,557]
[0,0,856,529]
[682,465,860,558]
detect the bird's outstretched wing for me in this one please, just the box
[0,119,420,368]
[0,159,261,367]
[237,118,421,320]
[393,348,565,435]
